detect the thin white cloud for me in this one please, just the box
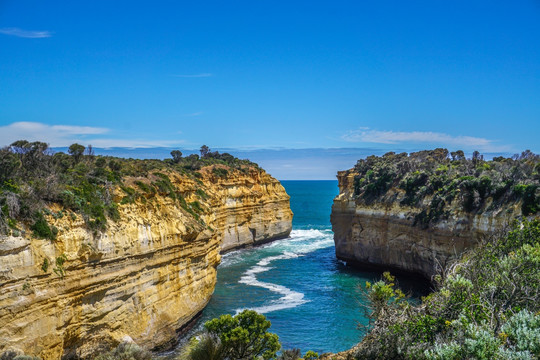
[0,27,52,38]
[0,122,109,146]
[50,125,108,135]
[342,128,512,152]
[172,73,212,78]
[0,121,183,148]
[83,139,183,149]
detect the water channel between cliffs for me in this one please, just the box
[163,180,426,356]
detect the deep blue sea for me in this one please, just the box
[166,180,423,356]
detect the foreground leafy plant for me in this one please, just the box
[190,310,280,360]
[355,219,540,360]
[93,342,152,360]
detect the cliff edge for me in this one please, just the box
[331,149,539,279]
[0,144,292,359]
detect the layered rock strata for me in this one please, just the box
[331,171,521,279]
[0,167,292,359]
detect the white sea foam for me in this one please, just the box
[219,250,245,267]
[236,228,334,314]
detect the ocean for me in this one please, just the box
[166,180,423,356]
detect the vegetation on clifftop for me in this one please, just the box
[350,149,539,227]
[355,219,540,360]
[0,141,258,237]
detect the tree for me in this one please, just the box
[451,150,465,161]
[432,148,449,162]
[200,145,210,158]
[8,141,50,176]
[202,310,280,360]
[95,157,106,168]
[0,147,18,183]
[170,150,183,163]
[85,144,95,157]
[68,143,85,163]
[519,150,535,160]
[9,140,30,155]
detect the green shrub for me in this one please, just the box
[212,167,229,178]
[513,184,539,215]
[53,254,68,278]
[501,310,540,356]
[95,157,106,168]
[189,201,203,213]
[0,351,41,360]
[41,258,49,273]
[192,310,280,360]
[134,181,155,195]
[348,149,539,225]
[278,349,301,360]
[304,350,319,359]
[355,219,540,360]
[120,186,138,204]
[195,188,208,199]
[424,312,539,360]
[188,334,225,360]
[31,212,56,240]
[93,342,152,360]
[0,141,258,236]
[151,174,177,200]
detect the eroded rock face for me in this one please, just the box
[331,171,521,279]
[0,168,292,359]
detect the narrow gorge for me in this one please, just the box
[0,148,292,359]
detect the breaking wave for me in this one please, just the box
[236,229,334,314]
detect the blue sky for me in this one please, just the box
[1,1,539,178]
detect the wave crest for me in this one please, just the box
[236,228,334,314]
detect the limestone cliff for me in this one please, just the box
[0,166,292,359]
[331,150,538,279]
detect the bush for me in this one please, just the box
[278,349,301,360]
[31,212,56,240]
[195,188,208,199]
[190,310,280,360]
[0,140,259,236]
[348,149,539,225]
[188,334,225,360]
[501,310,540,357]
[41,258,49,273]
[354,219,540,360]
[189,201,203,213]
[93,342,152,360]
[513,184,539,216]
[212,167,229,178]
[53,254,68,278]
[0,351,41,360]
[304,350,319,360]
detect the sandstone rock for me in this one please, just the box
[331,170,521,279]
[0,167,292,359]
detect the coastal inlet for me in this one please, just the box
[168,180,426,355]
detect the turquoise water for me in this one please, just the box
[168,180,424,355]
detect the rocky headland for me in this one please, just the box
[0,143,292,359]
[327,149,539,359]
[331,149,539,279]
